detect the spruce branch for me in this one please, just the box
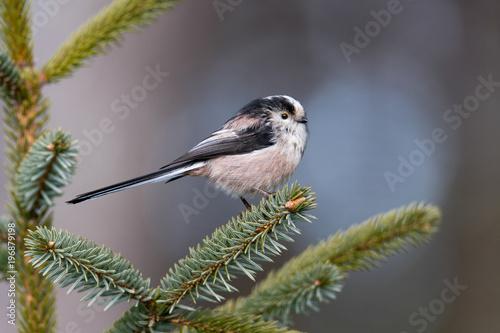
[1,66,55,333]
[227,203,441,322]
[225,262,344,323]
[14,130,77,212]
[17,265,57,333]
[107,304,301,333]
[14,212,58,333]
[14,129,77,214]
[105,303,158,333]
[286,202,441,273]
[25,226,156,310]
[169,308,302,333]
[1,11,54,326]
[43,0,181,83]
[158,183,316,313]
[0,47,24,101]
[0,0,34,66]
[3,88,50,181]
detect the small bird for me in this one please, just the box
[67,95,309,209]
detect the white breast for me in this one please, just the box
[204,124,308,197]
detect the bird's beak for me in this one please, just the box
[298,117,308,124]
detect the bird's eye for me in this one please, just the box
[281,112,289,120]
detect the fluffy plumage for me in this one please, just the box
[67,95,308,206]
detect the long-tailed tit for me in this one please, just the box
[67,95,309,209]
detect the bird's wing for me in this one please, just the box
[161,125,274,169]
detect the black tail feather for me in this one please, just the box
[66,168,185,204]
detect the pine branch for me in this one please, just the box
[0,0,34,66]
[226,203,441,322]
[105,303,160,333]
[11,212,58,333]
[3,91,50,181]
[158,184,316,313]
[169,309,302,333]
[1,62,55,333]
[0,47,24,101]
[14,129,77,214]
[16,264,57,333]
[25,227,156,310]
[107,304,302,333]
[287,202,441,273]
[42,0,181,83]
[225,262,344,323]
[0,22,55,330]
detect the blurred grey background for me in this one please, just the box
[1,0,499,332]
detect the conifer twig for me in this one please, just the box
[227,203,441,322]
[0,0,34,66]
[106,304,302,333]
[3,77,49,180]
[0,2,62,331]
[158,183,316,313]
[5,130,77,333]
[25,227,156,310]
[15,130,77,214]
[43,0,181,83]
[169,309,303,333]
[287,202,440,273]
[104,184,316,331]
[0,47,24,101]
[224,262,344,323]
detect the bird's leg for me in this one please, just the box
[239,190,275,214]
[240,197,252,210]
[256,188,276,210]
[256,188,274,198]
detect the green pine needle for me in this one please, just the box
[227,262,344,323]
[3,97,51,181]
[22,185,441,331]
[105,303,154,333]
[24,226,156,310]
[14,129,78,214]
[159,183,317,312]
[169,308,302,333]
[43,0,182,83]
[0,47,23,101]
[228,203,441,322]
[288,202,441,273]
[107,304,302,333]
[0,0,34,66]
